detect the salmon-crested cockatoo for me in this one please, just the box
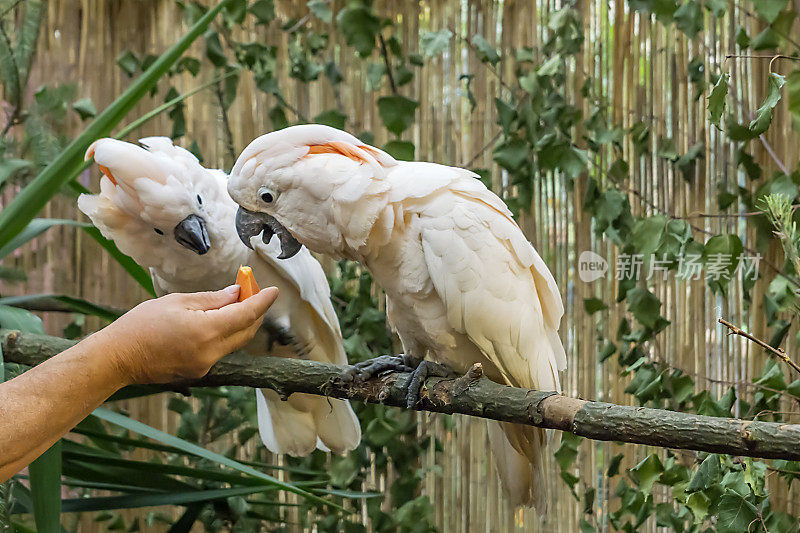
[227,125,567,510]
[77,136,361,457]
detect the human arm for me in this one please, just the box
[0,285,279,482]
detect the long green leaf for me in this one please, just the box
[61,485,274,513]
[0,218,89,260]
[0,0,233,250]
[91,408,341,511]
[28,442,62,532]
[0,294,122,321]
[62,449,269,488]
[0,305,44,334]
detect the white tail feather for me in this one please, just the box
[312,397,361,454]
[255,389,361,457]
[487,420,548,512]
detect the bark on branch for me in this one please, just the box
[3,329,800,461]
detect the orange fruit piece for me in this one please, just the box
[235,265,259,302]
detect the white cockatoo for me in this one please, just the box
[226,125,567,510]
[77,136,361,457]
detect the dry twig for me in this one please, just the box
[718,316,800,376]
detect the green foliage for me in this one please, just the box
[336,2,380,57]
[421,29,452,58]
[378,95,419,136]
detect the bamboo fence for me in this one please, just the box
[2,0,800,531]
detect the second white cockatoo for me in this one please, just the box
[226,125,567,510]
[77,136,361,456]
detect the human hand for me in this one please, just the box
[99,285,279,385]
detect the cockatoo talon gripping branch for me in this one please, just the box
[227,124,567,511]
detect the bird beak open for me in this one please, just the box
[235,207,302,259]
[174,214,211,255]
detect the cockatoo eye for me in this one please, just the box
[258,186,276,205]
[154,228,164,236]
[196,194,203,206]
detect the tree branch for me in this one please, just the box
[377,34,397,95]
[4,329,800,461]
[718,316,800,376]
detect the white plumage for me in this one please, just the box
[78,136,361,456]
[227,125,566,510]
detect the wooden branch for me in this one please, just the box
[377,34,397,95]
[4,329,800,461]
[718,317,800,376]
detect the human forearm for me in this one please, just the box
[0,329,129,482]
[0,286,277,482]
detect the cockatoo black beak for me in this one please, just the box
[235,207,302,259]
[174,214,211,255]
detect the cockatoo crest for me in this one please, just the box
[79,137,235,275]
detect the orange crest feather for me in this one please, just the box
[305,142,381,165]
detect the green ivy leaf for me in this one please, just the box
[116,50,139,77]
[607,453,624,477]
[377,95,419,136]
[750,73,786,135]
[687,454,721,492]
[313,109,347,130]
[686,491,710,524]
[336,3,380,57]
[554,433,581,472]
[204,30,227,67]
[583,297,608,314]
[675,142,704,180]
[471,35,500,66]
[754,173,797,203]
[631,215,667,256]
[630,454,664,495]
[539,143,587,178]
[307,0,332,23]
[382,140,415,161]
[702,234,743,292]
[674,1,703,38]
[737,149,762,180]
[249,0,275,24]
[751,27,782,50]
[366,62,385,91]
[751,0,788,23]
[626,287,662,329]
[421,29,452,58]
[708,73,729,129]
[224,0,247,24]
[736,26,751,48]
[72,98,97,120]
[743,459,767,498]
[495,98,517,133]
[716,492,759,533]
[493,138,529,170]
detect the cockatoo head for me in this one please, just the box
[227,124,397,259]
[78,137,234,272]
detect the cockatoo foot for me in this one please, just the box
[405,360,458,408]
[340,354,415,383]
[262,319,298,352]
